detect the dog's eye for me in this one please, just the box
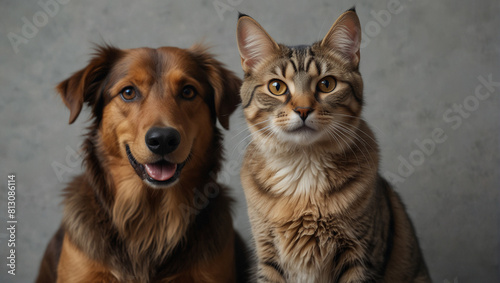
[120,87,137,101]
[317,76,337,93]
[181,85,197,100]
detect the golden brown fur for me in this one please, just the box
[36,44,249,282]
[236,10,431,282]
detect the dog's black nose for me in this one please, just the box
[145,127,181,155]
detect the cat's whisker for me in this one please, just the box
[330,122,373,167]
[324,125,357,165]
[228,118,272,141]
[329,121,377,165]
[332,128,361,168]
[230,123,275,155]
[251,124,276,140]
[333,129,362,169]
[330,113,386,135]
[324,127,348,161]
[253,124,278,152]
[332,119,380,149]
[214,119,271,154]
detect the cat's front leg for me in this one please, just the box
[333,257,378,283]
[256,259,286,283]
[336,269,377,283]
[251,219,286,283]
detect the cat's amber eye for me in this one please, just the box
[317,76,337,93]
[268,79,288,96]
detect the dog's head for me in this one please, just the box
[57,45,241,189]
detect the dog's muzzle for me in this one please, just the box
[126,127,187,187]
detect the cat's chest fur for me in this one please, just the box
[248,147,363,280]
[258,147,341,197]
[273,211,352,283]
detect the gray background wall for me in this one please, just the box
[1,0,498,282]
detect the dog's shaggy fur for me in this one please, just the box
[36,45,248,283]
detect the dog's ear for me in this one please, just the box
[189,45,242,130]
[57,45,122,124]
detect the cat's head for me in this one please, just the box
[237,9,364,148]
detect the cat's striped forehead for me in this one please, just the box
[271,45,316,77]
[240,42,364,108]
[268,44,341,81]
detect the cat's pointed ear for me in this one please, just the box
[321,9,362,67]
[237,14,279,73]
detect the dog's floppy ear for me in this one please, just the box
[189,44,242,130]
[57,45,122,124]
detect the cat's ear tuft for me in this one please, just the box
[237,15,278,73]
[321,10,362,67]
[238,12,249,19]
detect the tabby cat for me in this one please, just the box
[236,9,431,283]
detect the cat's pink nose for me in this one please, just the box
[293,107,314,121]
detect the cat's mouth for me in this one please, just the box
[278,123,325,145]
[286,125,316,134]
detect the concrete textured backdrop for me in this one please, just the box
[1,0,499,282]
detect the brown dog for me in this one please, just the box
[36,44,248,283]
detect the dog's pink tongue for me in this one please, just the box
[145,162,177,181]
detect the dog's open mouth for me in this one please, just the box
[125,145,186,187]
